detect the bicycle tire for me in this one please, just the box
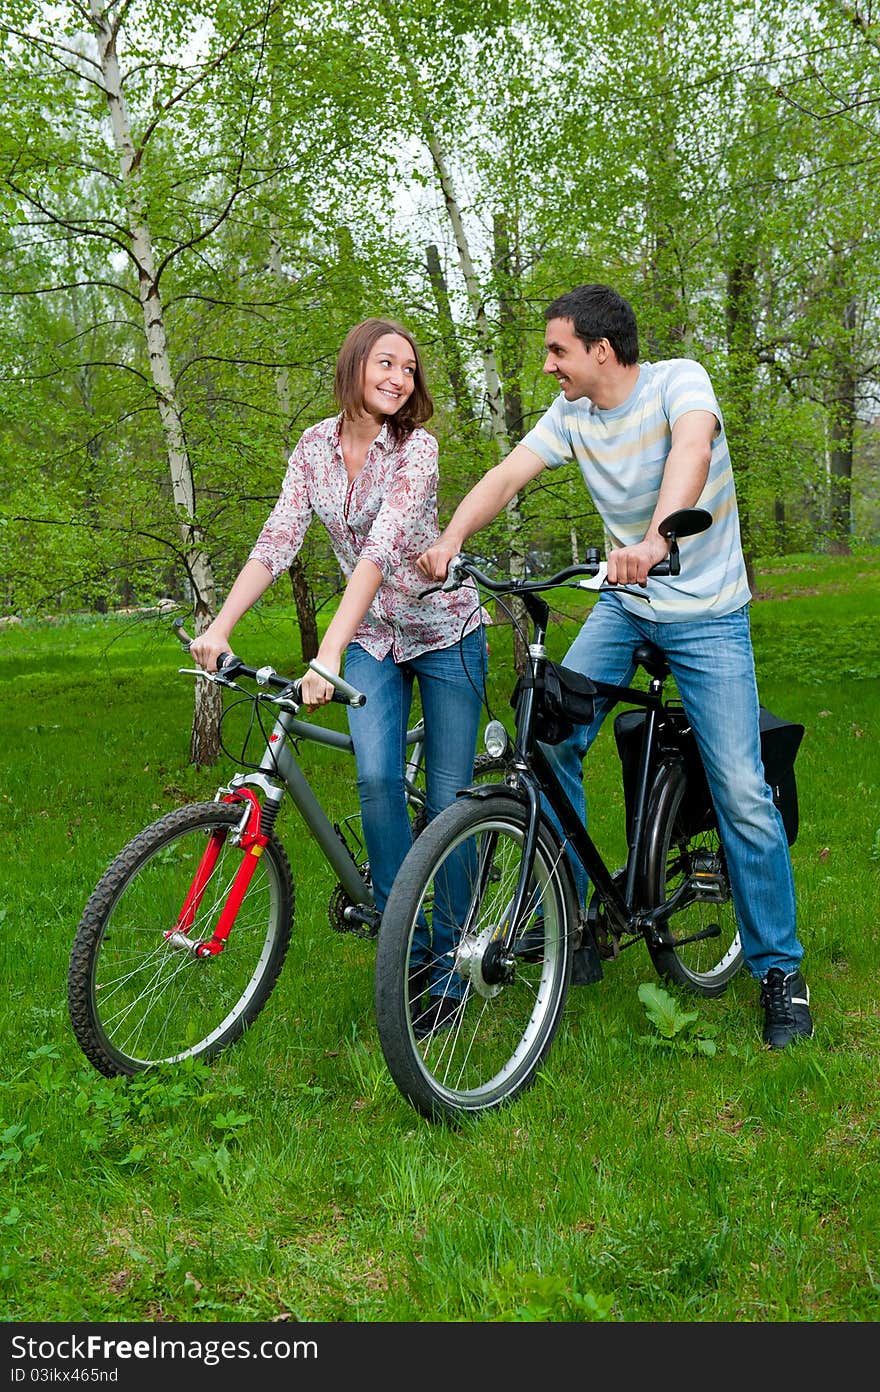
[68,801,294,1076]
[330,753,511,932]
[375,793,575,1122]
[639,762,743,996]
[408,752,511,840]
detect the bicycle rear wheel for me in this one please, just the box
[68,801,293,1076]
[639,763,743,995]
[374,794,575,1122]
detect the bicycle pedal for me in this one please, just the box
[594,925,621,960]
[689,872,727,903]
[571,928,604,985]
[336,905,380,939]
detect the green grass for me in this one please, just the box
[1,552,878,1323]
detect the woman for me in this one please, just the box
[191,318,488,1035]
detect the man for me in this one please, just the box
[418,283,812,1048]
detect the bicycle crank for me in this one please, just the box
[328,882,380,938]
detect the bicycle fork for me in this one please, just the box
[165,787,276,958]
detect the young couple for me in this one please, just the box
[193,289,812,1050]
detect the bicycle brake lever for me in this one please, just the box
[602,584,653,603]
[573,567,652,603]
[576,563,608,591]
[440,556,466,591]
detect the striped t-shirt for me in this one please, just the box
[521,358,752,621]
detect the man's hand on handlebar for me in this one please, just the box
[606,535,670,587]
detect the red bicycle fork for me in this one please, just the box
[164,791,268,957]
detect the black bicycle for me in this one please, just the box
[374,507,803,1121]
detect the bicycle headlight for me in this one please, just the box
[483,720,509,759]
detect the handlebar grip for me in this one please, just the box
[287,679,362,707]
[645,551,681,578]
[217,653,244,677]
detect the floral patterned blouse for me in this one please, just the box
[249,414,489,662]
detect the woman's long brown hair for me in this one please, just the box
[333,318,433,444]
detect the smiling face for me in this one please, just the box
[359,333,417,420]
[542,317,605,401]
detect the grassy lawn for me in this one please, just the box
[0,549,878,1323]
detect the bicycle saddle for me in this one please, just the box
[632,642,670,680]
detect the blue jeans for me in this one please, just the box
[542,594,802,980]
[344,630,487,994]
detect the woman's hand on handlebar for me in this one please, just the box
[606,535,670,587]
[299,649,340,711]
[417,536,461,583]
[189,623,236,674]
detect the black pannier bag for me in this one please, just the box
[613,705,805,846]
[512,662,597,746]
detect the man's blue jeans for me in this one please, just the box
[542,594,802,981]
[344,630,487,993]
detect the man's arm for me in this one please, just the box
[417,444,546,580]
[605,410,715,586]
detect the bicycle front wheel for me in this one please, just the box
[375,794,575,1122]
[407,751,512,841]
[639,763,743,996]
[68,801,294,1076]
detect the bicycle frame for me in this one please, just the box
[175,633,429,945]
[216,705,427,911]
[472,588,680,956]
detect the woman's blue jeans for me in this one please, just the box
[344,630,487,994]
[542,594,802,981]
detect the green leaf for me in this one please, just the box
[637,982,699,1039]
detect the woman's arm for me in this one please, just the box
[299,557,383,707]
[189,559,274,672]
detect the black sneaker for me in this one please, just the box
[412,994,462,1040]
[408,964,431,1021]
[760,968,813,1048]
[514,920,545,963]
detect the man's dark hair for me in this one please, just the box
[544,284,639,366]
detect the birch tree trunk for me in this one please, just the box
[89,0,221,764]
[382,9,528,669]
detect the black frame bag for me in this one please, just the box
[512,662,597,746]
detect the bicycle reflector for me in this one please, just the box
[484,720,509,759]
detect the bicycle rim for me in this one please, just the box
[375,795,574,1121]
[68,802,293,1074]
[640,765,743,995]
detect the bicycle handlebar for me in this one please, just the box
[427,550,675,600]
[173,622,367,707]
[422,506,714,599]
